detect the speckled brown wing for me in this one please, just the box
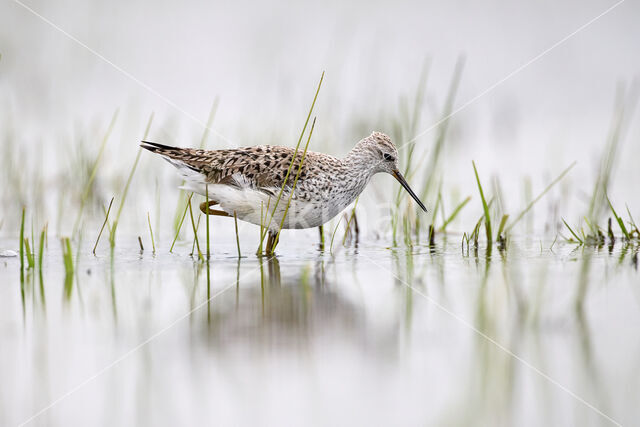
[141,141,309,193]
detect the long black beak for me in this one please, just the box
[392,170,427,212]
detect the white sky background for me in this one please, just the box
[0,0,638,234]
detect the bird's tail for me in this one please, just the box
[141,140,208,187]
[141,140,188,159]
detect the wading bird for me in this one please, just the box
[141,131,426,254]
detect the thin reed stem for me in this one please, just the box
[93,197,114,255]
[273,117,317,251]
[188,198,204,261]
[147,212,156,253]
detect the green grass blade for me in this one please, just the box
[38,225,46,271]
[147,212,156,254]
[606,195,630,239]
[562,218,584,244]
[61,237,74,274]
[472,161,492,244]
[439,196,471,232]
[24,238,35,269]
[496,214,509,240]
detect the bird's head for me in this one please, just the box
[354,131,427,212]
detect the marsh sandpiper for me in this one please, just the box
[141,131,426,253]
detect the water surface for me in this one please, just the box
[1,237,638,426]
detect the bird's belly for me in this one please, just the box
[198,184,345,230]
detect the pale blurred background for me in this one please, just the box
[1,0,639,238]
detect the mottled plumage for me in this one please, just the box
[141,131,426,233]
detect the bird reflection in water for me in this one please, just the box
[195,256,395,356]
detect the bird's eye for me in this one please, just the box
[383,153,395,162]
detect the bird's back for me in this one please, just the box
[142,142,313,191]
[142,141,351,201]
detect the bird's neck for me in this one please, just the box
[337,148,378,200]
[343,144,378,177]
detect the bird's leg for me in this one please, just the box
[199,200,230,217]
[266,230,278,255]
[352,214,360,245]
[265,231,274,255]
[318,225,325,251]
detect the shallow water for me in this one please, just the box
[1,236,638,426]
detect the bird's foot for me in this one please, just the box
[199,200,230,217]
